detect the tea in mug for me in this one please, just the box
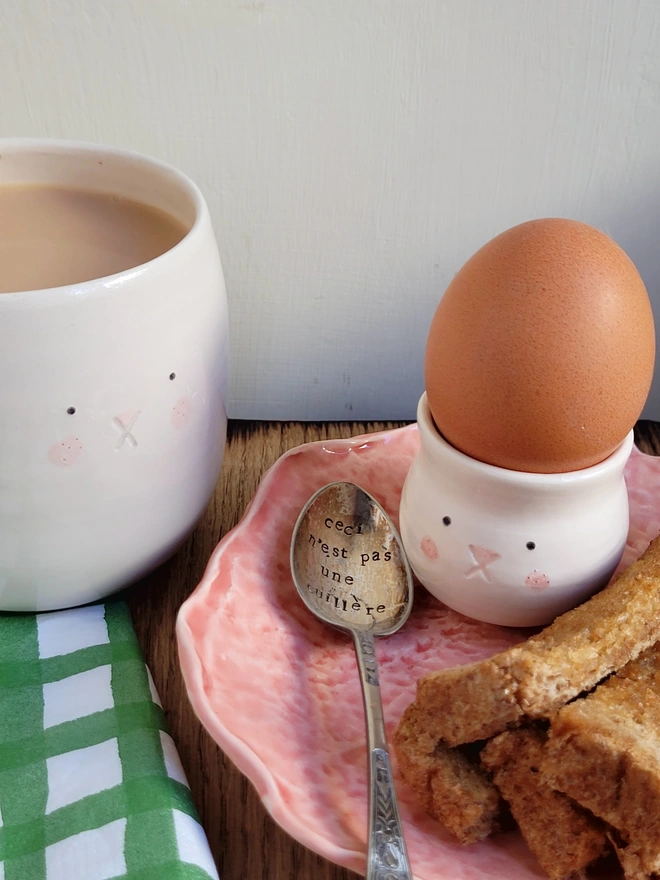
[0,183,187,293]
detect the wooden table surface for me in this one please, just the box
[125,418,660,880]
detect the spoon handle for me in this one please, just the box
[353,630,412,880]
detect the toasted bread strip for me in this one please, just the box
[394,703,502,844]
[541,642,660,879]
[481,727,609,880]
[408,535,660,746]
[608,832,653,880]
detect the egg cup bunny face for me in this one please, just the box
[0,140,229,611]
[399,394,633,627]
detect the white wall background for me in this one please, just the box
[3,0,660,421]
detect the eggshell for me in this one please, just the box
[425,218,655,473]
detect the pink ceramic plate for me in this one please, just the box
[176,426,660,880]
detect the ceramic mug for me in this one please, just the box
[0,139,229,611]
[399,393,632,627]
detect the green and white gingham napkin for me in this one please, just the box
[0,602,219,880]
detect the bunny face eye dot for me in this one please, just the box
[67,407,76,415]
[526,541,536,550]
[442,516,451,526]
[169,372,176,381]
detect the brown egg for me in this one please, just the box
[425,218,655,473]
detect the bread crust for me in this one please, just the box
[410,535,660,746]
[481,727,609,880]
[541,643,660,878]
[394,703,502,844]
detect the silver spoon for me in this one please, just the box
[290,481,414,880]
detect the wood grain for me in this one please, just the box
[126,419,660,879]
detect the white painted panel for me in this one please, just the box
[3,0,660,421]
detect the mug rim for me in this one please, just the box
[0,138,210,301]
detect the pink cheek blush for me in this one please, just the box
[421,536,439,560]
[526,571,550,591]
[171,397,191,429]
[48,437,84,467]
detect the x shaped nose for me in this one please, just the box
[465,544,501,581]
[112,410,141,449]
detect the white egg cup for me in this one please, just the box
[399,394,633,627]
[0,139,229,612]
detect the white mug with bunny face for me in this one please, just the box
[399,394,632,627]
[0,140,229,611]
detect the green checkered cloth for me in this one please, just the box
[0,603,219,880]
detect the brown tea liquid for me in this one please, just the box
[0,183,188,293]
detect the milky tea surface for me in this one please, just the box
[0,183,187,293]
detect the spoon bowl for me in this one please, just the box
[291,480,414,880]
